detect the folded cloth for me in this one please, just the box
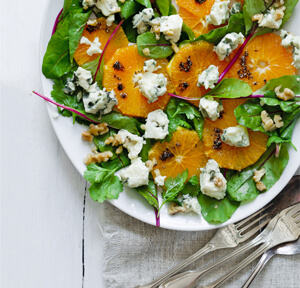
[102,192,300,288]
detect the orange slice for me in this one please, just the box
[176,0,216,20]
[74,18,129,66]
[103,45,173,118]
[226,33,297,91]
[167,41,229,105]
[203,99,269,170]
[148,127,209,179]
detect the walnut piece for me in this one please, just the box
[275,85,295,101]
[274,115,284,128]
[168,203,187,215]
[253,168,266,182]
[256,181,267,191]
[274,6,286,21]
[142,48,150,56]
[82,131,93,142]
[214,176,225,187]
[115,146,123,154]
[145,159,157,171]
[105,134,123,146]
[274,0,285,7]
[252,14,263,22]
[83,151,113,165]
[171,41,180,53]
[261,110,276,132]
[88,123,109,136]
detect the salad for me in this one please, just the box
[38,0,300,226]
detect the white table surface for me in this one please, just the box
[0,1,299,288]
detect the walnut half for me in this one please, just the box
[275,85,295,101]
[168,203,187,215]
[83,151,113,165]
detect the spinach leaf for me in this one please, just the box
[156,0,170,16]
[122,16,139,42]
[193,116,204,140]
[171,100,202,120]
[135,0,151,8]
[206,79,253,98]
[198,194,240,223]
[180,23,196,42]
[254,75,300,96]
[181,175,200,197]
[101,155,130,170]
[243,0,266,34]
[190,13,245,45]
[281,0,299,28]
[135,180,159,210]
[140,138,155,162]
[84,163,124,203]
[69,10,92,62]
[81,55,104,87]
[119,0,141,19]
[169,3,178,16]
[137,32,173,58]
[227,144,289,201]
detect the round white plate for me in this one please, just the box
[40,0,300,231]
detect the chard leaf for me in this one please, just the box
[135,180,159,210]
[281,0,299,28]
[198,194,240,223]
[137,32,173,58]
[254,75,300,96]
[81,55,104,87]
[243,0,266,33]
[69,10,92,62]
[191,13,245,45]
[181,175,200,197]
[156,0,170,16]
[119,0,141,19]
[206,79,253,98]
[227,144,289,201]
[84,163,124,203]
[135,0,151,8]
[122,16,139,42]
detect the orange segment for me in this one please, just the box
[103,45,173,118]
[176,0,215,20]
[149,127,209,180]
[167,41,229,105]
[74,18,129,66]
[226,33,297,91]
[203,99,269,170]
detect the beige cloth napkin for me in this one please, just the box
[102,198,300,288]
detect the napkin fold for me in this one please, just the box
[102,196,300,288]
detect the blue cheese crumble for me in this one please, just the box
[199,97,224,121]
[197,65,219,89]
[214,32,244,61]
[280,30,300,69]
[221,125,250,147]
[159,15,183,43]
[137,72,168,103]
[206,0,230,26]
[132,8,154,34]
[74,67,93,90]
[80,36,102,56]
[230,2,241,15]
[252,6,286,29]
[144,109,169,140]
[143,59,161,73]
[182,195,201,215]
[118,129,145,160]
[200,159,227,200]
[120,157,149,188]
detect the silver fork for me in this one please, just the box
[134,204,272,288]
[160,203,300,288]
[242,237,300,288]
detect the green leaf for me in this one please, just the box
[156,0,170,16]
[169,3,178,16]
[135,0,151,8]
[161,170,189,205]
[101,155,131,170]
[243,0,266,34]
[140,138,155,162]
[69,10,92,62]
[172,101,201,120]
[181,175,200,197]
[180,23,195,42]
[254,75,300,96]
[119,0,141,19]
[193,117,204,140]
[206,79,253,98]
[198,194,240,223]
[190,13,245,45]
[137,32,173,58]
[135,180,159,209]
[122,16,139,42]
[81,55,104,87]
[281,0,299,28]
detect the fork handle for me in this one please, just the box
[134,244,213,288]
[241,250,275,288]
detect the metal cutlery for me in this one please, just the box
[242,232,300,288]
[159,203,300,288]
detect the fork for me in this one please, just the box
[160,203,300,288]
[242,237,300,288]
[134,204,272,288]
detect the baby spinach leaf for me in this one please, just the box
[243,0,265,33]
[180,23,195,42]
[69,10,92,62]
[281,0,299,28]
[156,0,170,16]
[81,55,104,87]
[84,163,124,203]
[119,0,141,19]
[169,3,178,16]
[140,139,155,162]
[122,16,139,42]
[181,175,200,197]
[206,79,253,98]
[254,75,300,96]
[101,155,130,170]
[135,0,151,8]
[198,194,240,223]
[137,32,173,58]
[172,100,202,120]
[193,116,204,140]
[191,13,245,45]
[135,180,159,210]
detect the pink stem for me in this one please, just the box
[52,8,63,35]
[217,24,258,84]
[32,91,101,124]
[168,93,200,101]
[93,19,124,82]
[275,144,281,158]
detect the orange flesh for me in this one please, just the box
[149,127,209,179]
[103,45,173,118]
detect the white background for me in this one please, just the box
[0,1,299,288]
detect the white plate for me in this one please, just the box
[40,0,300,231]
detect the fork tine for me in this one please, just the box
[235,203,273,229]
[240,218,271,239]
[286,204,300,217]
[238,213,270,233]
